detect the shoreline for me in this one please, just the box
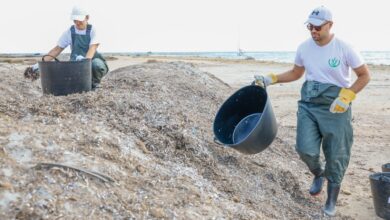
[1,54,390,69]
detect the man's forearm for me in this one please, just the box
[44,46,64,61]
[275,65,305,83]
[85,44,99,59]
[277,70,298,83]
[349,74,370,94]
[349,64,371,94]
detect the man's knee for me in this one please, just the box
[296,148,322,170]
[296,149,319,161]
[92,58,108,75]
[295,140,319,157]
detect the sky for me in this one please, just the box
[1,0,390,53]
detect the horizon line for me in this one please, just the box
[1,50,390,55]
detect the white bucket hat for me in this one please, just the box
[70,6,88,21]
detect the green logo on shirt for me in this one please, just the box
[328,58,340,68]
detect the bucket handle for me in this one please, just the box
[41,55,60,62]
[213,137,224,146]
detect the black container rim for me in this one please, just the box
[38,60,91,64]
[369,172,390,180]
[213,85,269,146]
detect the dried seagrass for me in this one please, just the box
[24,67,40,81]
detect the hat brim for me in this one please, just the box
[71,15,87,21]
[305,18,326,26]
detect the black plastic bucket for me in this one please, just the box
[383,163,390,172]
[213,85,278,154]
[232,113,262,144]
[369,172,390,219]
[39,55,92,96]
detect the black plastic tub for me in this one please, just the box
[213,85,278,154]
[383,163,390,172]
[369,172,390,219]
[39,55,92,96]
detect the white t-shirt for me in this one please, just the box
[57,25,99,49]
[294,35,364,88]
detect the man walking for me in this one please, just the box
[255,6,370,216]
[25,5,108,89]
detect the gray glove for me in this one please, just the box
[254,75,274,87]
[75,55,86,61]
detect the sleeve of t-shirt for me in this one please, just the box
[90,27,100,45]
[345,44,364,69]
[57,29,71,49]
[294,44,304,67]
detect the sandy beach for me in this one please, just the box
[0,55,388,219]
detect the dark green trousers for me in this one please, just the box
[92,58,108,84]
[296,81,353,184]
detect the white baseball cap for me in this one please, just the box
[305,6,333,26]
[70,6,88,21]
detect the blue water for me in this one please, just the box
[3,51,390,65]
[127,51,390,65]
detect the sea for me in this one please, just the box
[3,51,390,65]
[126,51,390,66]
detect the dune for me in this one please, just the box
[0,57,388,219]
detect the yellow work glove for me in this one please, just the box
[253,73,278,87]
[329,88,356,113]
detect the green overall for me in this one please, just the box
[296,80,353,185]
[70,24,109,85]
